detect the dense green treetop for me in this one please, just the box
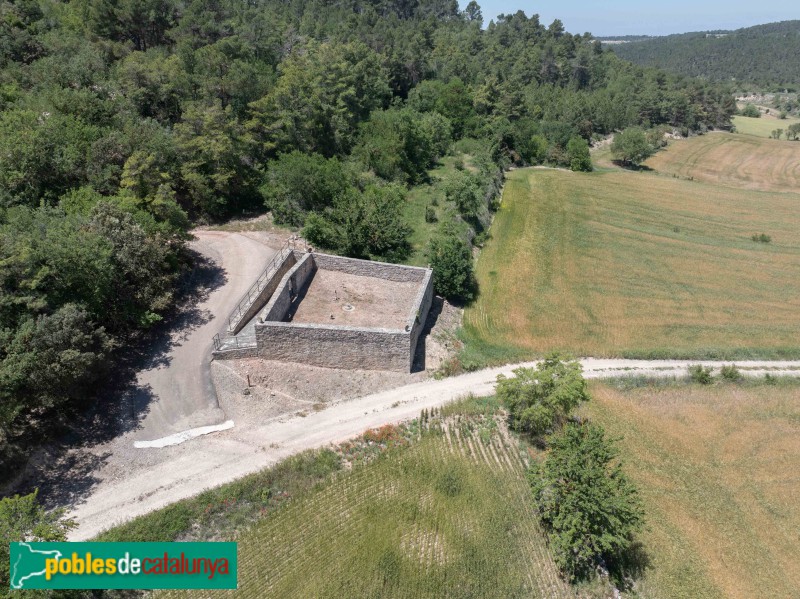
[531,421,645,581]
[611,127,656,167]
[497,355,590,438]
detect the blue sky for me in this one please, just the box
[463,0,800,36]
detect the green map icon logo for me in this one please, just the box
[9,542,63,589]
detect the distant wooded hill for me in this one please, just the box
[605,21,800,90]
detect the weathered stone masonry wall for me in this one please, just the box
[229,250,297,335]
[408,269,434,365]
[261,252,316,322]
[312,253,427,283]
[218,251,434,372]
[255,324,410,371]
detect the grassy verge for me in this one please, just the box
[95,450,342,542]
[585,378,800,598]
[462,161,800,364]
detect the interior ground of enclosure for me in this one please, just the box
[286,268,420,329]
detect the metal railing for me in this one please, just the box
[226,237,304,333]
[212,333,257,352]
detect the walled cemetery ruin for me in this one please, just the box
[212,242,433,372]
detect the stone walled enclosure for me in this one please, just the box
[213,251,433,372]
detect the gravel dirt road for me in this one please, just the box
[132,231,276,441]
[68,356,800,540]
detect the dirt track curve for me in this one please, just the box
[69,356,800,540]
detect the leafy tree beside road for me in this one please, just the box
[497,355,590,438]
[497,357,644,582]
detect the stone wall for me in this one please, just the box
[229,249,297,335]
[255,323,410,371]
[211,346,259,361]
[312,253,427,283]
[261,252,316,322]
[407,269,434,365]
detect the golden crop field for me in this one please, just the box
[645,132,800,192]
[164,412,572,599]
[586,381,800,599]
[463,159,800,360]
[732,114,800,138]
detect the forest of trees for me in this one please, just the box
[0,0,735,474]
[609,20,800,91]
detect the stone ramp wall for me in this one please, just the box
[228,249,298,335]
[261,252,317,322]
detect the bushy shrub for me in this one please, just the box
[1,491,75,589]
[356,107,452,183]
[444,171,483,218]
[425,205,437,223]
[497,354,589,438]
[303,184,411,262]
[688,364,714,385]
[261,151,351,226]
[427,220,476,300]
[751,233,771,243]
[566,136,592,172]
[719,364,743,382]
[646,125,670,149]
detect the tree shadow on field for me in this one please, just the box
[612,160,654,172]
[609,541,652,592]
[5,247,227,508]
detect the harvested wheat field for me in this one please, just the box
[645,132,800,192]
[162,407,572,599]
[585,380,800,599]
[463,166,800,360]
